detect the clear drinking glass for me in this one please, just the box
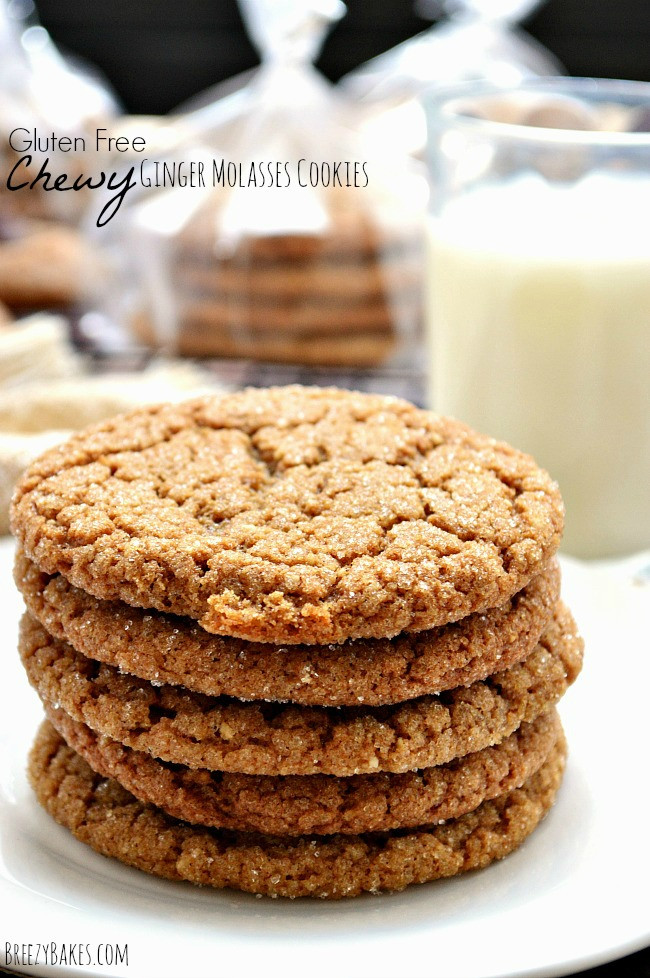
[425,78,650,559]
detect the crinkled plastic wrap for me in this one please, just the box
[0,1,117,315]
[125,0,426,368]
[1,0,118,224]
[342,0,562,159]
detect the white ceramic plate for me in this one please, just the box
[0,537,648,978]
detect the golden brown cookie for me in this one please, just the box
[11,387,564,645]
[19,605,582,776]
[28,720,567,899]
[17,551,560,706]
[47,705,560,836]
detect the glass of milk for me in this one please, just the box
[425,78,650,559]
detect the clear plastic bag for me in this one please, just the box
[0,0,119,226]
[341,0,562,159]
[125,0,425,368]
[0,0,118,314]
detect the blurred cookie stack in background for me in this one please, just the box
[0,0,566,378]
[0,0,117,318]
[123,0,425,369]
[12,387,583,898]
[132,188,422,368]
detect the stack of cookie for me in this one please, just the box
[11,386,582,899]
[131,195,422,367]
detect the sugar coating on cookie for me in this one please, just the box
[20,605,582,776]
[12,387,564,644]
[47,705,561,836]
[28,721,567,899]
[16,551,561,705]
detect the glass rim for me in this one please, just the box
[424,76,650,147]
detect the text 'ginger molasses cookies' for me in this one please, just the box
[29,721,568,899]
[11,387,564,645]
[20,606,582,776]
[16,550,561,706]
[47,705,561,836]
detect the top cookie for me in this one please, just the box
[11,386,564,644]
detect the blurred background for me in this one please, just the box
[1,0,649,562]
[31,0,650,112]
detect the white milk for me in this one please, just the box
[427,172,650,558]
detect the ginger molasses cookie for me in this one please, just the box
[17,551,561,706]
[20,606,582,776]
[47,705,561,836]
[11,387,564,645]
[29,721,567,899]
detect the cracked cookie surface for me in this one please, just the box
[47,705,560,836]
[28,720,567,899]
[11,386,564,644]
[16,550,560,706]
[20,606,582,776]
